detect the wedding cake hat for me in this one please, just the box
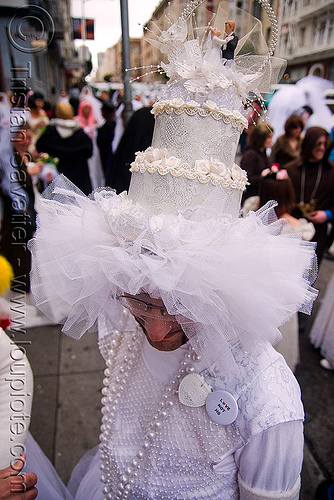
[128,0,283,217]
[30,0,317,375]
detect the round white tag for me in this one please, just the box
[178,373,212,407]
[205,390,238,425]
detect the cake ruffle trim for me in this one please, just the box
[130,147,249,190]
[152,98,248,131]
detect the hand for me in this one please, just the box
[308,210,328,224]
[26,162,43,176]
[0,457,37,499]
[45,171,54,183]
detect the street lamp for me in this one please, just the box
[78,0,132,122]
[120,0,133,123]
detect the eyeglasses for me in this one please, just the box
[117,295,176,321]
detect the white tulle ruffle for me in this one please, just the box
[29,175,317,375]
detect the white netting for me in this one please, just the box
[29,176,318,376]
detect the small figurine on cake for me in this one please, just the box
[210,21,238,60]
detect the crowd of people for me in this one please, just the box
[0,83,157,293]
[0,19,334,496]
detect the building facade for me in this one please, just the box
[276,0,334,82]
[0,0,76,100]
[95,0,334,87]
[96,37,142,83]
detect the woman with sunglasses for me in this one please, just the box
[286,126,334,263]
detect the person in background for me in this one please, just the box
[57,90,69,103]
[238,99,263,155]
[99,90,113,105]
[26,92,49,156]
[259,167,315,372]
[96,102,116,182]
[241,122,274,201]
[0,255,37,500]
[270,113,304,168]
[107,105,155,193]
[76,100,104,189]
[76,100,96,139]
[0,125,42,292]
[36,102,93,195]
[286,126,334,264]
[43,101,54,120]
[298,104,313,130]
[111,89,126,154]
[0,254,74,500]
[315,479,334,499]
[310,270,334,371]
[68,85,81,116]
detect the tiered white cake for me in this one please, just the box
[129,91,248,219]
[127,9,252,219]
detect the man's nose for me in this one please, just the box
[144,315,172,341]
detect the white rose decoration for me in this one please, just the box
[210,158,230,179]
[150,159,163,169]
[203,100,218,112]
[134,151,146,163]
[186,100,200,109]
[171,98,184,108]
[146,148,162,162]
[194,159,211,175]
[231,164,248,185]
[221,108,231,117]
[232,110,243,121]
[163,156,181,170]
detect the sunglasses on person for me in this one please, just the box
[314,139,327,147]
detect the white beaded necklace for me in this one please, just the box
[99,329,201,500]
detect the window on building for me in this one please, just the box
[287,0,297,15]
[328,18,333,44]
[328,59,334,82]
[300,26,305,45]
[282,33,288,55]
[318,20,326,45]
[34,54,42,80]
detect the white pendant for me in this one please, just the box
[205,390,238,425]
[178,373,212,407]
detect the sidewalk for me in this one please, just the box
[17,258,334,496]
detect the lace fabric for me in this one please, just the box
[94,329,304,500]
[152,109,240,168]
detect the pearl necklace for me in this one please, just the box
[99,328,201,500]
